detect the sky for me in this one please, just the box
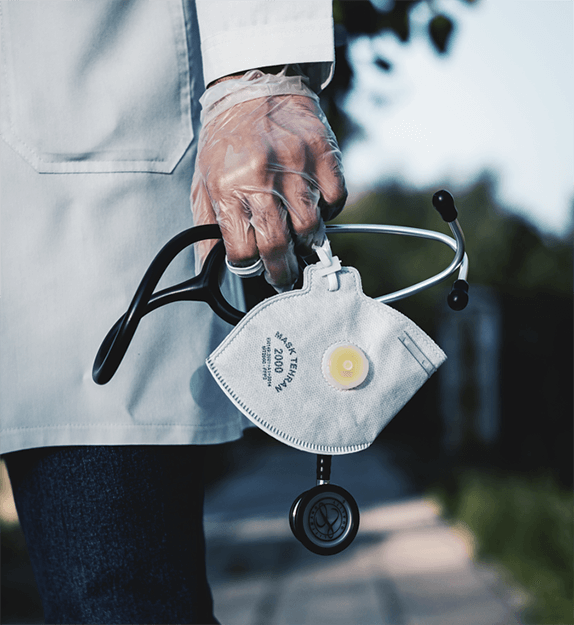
[342,0,574,237]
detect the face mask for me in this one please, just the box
[206,240,447,455]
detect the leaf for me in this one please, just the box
[429,14,454,54]
[374,57,392,71]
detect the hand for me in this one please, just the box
[191,92,346,291]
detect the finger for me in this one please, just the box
[248,192,298,290]
[313,142,348,221]
[216,195,259,267]
[287,95,347,220]
[280,174,325,251]
[190,174,219,269]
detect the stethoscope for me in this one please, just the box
[93,189,469,556]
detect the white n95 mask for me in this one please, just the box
[206,243,447,455]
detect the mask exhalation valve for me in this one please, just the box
[322,342,369,390]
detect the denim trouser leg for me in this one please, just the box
[5,445,218,625]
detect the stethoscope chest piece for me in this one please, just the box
[290,483,359,556]
[290,455,359,556]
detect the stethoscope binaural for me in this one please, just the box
[93,189,469,556]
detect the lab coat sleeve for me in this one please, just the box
[195,0,334,92]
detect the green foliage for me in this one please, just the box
[324,0,473,143]
[429,14,455,53]
[434,471,574,624]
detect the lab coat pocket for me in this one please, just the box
[0,0,193,174]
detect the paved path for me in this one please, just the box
[204,437,527,625]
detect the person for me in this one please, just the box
[0,1,346,623]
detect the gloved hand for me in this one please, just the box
[191,69,347,291]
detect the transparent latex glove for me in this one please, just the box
[191,72,347,292]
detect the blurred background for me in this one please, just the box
[2,1,572,624]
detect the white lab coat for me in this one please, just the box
[0,0,334,454]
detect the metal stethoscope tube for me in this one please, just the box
[326,218,468,304]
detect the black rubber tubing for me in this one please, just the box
[92,224,244,385]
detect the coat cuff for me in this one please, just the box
[196,1,334,93]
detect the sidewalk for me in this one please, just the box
[204,439,527,625]
[1,442,528,625]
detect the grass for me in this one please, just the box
[432,470,573,625]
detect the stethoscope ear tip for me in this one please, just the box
[432,189,458,222]
[447,279,469,311]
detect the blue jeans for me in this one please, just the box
[5,445,219,624]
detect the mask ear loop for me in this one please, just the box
[312,238,342,291]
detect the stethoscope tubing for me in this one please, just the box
[93,190,468,385]
[92,224,233,385]
[326,219,468,304]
